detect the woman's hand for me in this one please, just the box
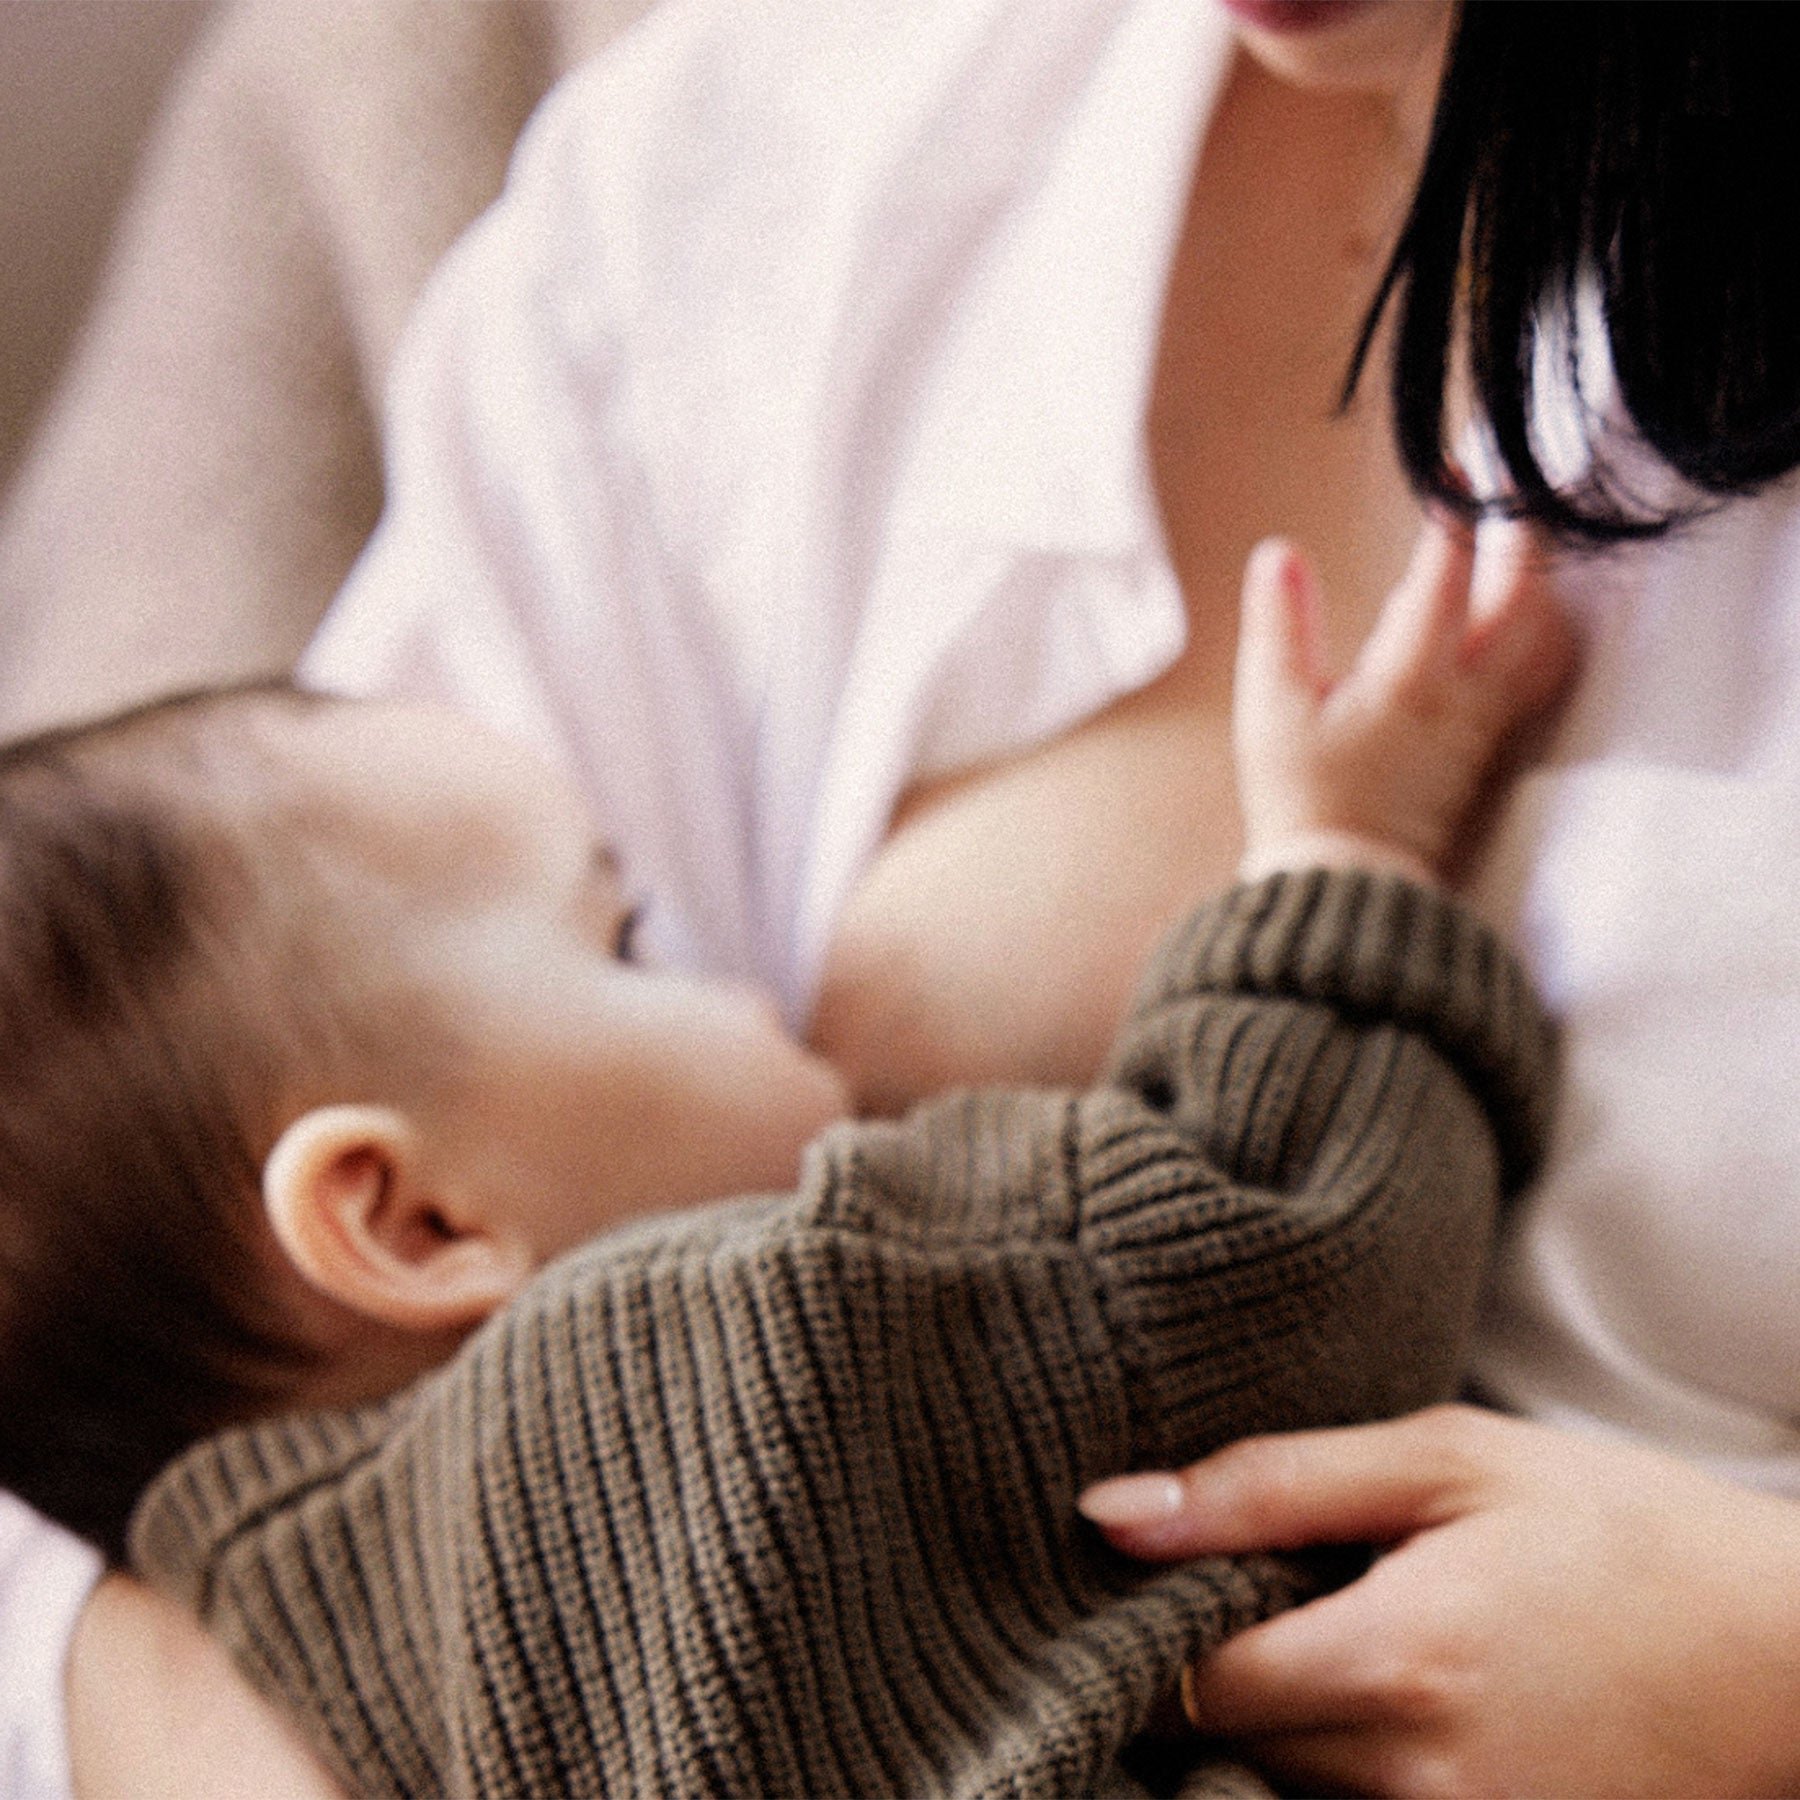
[1081,1405,1800,1798]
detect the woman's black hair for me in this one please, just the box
[1349,1,1800,542]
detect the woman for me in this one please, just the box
[1079,6,1800,1793]
[302,1,1800,1792]
[7,0,1800,1792]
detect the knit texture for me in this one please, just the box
[132,869,1555,1799]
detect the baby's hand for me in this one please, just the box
[1233,516,1578,888]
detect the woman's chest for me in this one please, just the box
[808,63,1428,1113]
[807,664,1242,1114]
[810,334,1419,1114]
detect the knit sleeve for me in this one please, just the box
[1073,866,1555,1467]
[791,862,1552,1494]
[130,1185,1308,1799]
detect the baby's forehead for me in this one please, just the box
[245,698,566,898]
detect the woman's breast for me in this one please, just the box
[806,450,1416,1117]
[808,422,1417,1116]
[808,664,1243,1115]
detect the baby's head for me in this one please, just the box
[0,685,846,1558]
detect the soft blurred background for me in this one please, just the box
[0,0,646,735]
[0,2,210,489]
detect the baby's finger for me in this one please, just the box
[1235,539,1327,734]
[1467,524,1580,716]
[1353,512,1477,693]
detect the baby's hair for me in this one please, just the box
[0,681,358,1561]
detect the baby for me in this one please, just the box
[0,524,1570,1797]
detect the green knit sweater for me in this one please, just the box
[131,870,1554,1799]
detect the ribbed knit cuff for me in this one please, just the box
[130,1399,402,1613]
[1113,867,1557,1196]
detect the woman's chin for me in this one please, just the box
[1220,0,1451,96]
[1220,0,1374,35]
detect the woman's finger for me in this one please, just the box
[1078,1406,1499,1559]
[1179,1584,1412,1736]
[1203,1724,1416,1800]
[1098,1419,1800,1799]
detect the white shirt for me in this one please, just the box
[308,0,1800,1495]
[1469,477,1800,1492]
[306,0,1223,1022]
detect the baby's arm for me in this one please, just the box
[1043,517,1577,1462]
[1233,518,1577,889]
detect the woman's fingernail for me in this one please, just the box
[1078,1471,1186,1528]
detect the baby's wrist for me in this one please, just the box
[1237,828,1443,892]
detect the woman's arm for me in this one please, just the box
[68,1574,342,1800]
[1084,1405,1800,1799]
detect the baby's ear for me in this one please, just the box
[262,1105,532,1332]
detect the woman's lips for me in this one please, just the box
[1219,0,1374,35]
